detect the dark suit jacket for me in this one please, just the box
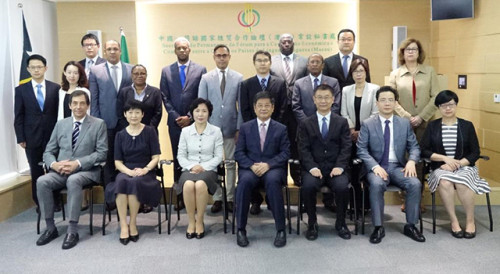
[14,80,60,149]
[78,57,106,70]
[298,113,351,172]
[323,53,371,90]
[420,118,480,170]
[116,85,163,132]
[235,119,290,174]
[159,61,207,128]
[270,54,308,103]
[89,62,133,130]
[240,75,287,123]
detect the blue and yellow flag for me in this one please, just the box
[19,11,32,85]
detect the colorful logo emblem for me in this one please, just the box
[237,5,260,32]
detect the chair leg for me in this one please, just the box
[352,185,358,235]
[296,188,301,235]
[168,187,173,235]
[176,194,180,221]
[361,182,365,235]
[222,182,228,234]
[161,180,168,221]
[89,187,94,236]
[486,193,493,232]
[102,201,106,236]
[158,201,162,234]
[37,210,41,235]
[419,207,423,234]
[432,192,436,234]
[61,196,66,221]
[232,186,236,235]
[286,186,291,234]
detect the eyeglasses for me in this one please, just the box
[215,54,229,59]
[314,96,333,101]
[405,47,419,52]
[132,72,147,76]
[28,66,45,70]
[83,43,97,48]
[339,38,353,42]
[255,59,270,63]
[439,102,456,109]
[353,69,365,74]
[255,104,273,109]
[378,98,395,103]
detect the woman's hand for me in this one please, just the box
[350,129,359,142]
[190,165,205,174]
[133,167,150,177]
[442,157,461,170]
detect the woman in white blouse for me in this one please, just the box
[58,61,91,120]
[177,98,223,239]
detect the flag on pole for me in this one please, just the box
[120,28,129,63]
[19,11,32,85]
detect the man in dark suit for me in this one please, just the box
[160,37,207,210]
[36,90,107,249]
[89,40,133,185]
[357,86,425,244]
[297,84,352,241]
[14,54,60,207]
[323,29,371,91]
[240,50,287,215]
[78,33,106,78]
[270,33,308,186]
[235,91,290,248]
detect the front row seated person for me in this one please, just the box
[421,90,490,239]
[234,91,290,248]
[105,100,161,245]
[297,84,352,241]
[357,86,425,244]
[177,98,223,239]
[36,90,108,249]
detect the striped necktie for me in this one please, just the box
[72,121,81,150]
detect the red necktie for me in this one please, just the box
[412,79,416,106]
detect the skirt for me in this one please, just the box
[105,172,162,207]
[427,166,490,194]
[177,170,218,195]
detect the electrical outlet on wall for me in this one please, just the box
[495,94,500,103]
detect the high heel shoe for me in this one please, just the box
[129,233,139,242]
[119,237,130,245]
[186,232,195,239]
[451,230,464,239]
[196,223,205,239]
[464,231,476,239]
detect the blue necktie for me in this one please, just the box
[260,78,267,91]
[380,120,390,170]
[72,121,81,150]
[321,116,328,140]
[314,78,319,90]
[342,55,349,79]
[180,65,186,88]
[36,84,44,111]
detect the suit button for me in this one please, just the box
[221,105,224,108]
[324,150,327,153]
[415,105,418,108]
[220,115,223,118]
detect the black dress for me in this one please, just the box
[105,125,161,206]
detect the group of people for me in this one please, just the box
[14,29,489,250]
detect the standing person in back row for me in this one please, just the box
[78,33,106,78]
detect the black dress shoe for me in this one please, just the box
[186,232,195,239]
[305,223,319,241]
[249,203,262,215]
[62,233,79,249]
[129,233,139,242]
[404,224,425,242]
[36,229,59,246]
[337,223,351,240]
[451,230,464,239]
[274,230,286,247]
[211,201,223,213]
[196,223,205,239]
[119,237,130,245]
[464,231,476,239]
[369,226,385,244]
[227,202,234,213]
[237,230,249,247]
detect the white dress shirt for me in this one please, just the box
[107,61,122,91]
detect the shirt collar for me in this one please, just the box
[73,115,86,124]
[379,115,394,124]
[257,118,270,127]
[178,61,190,68]
[31,79,46,89]
[107,61,121,68]
[309,74,322,82]
[339,52,353,60]
[281,53,294,61]
[257,74,270,83]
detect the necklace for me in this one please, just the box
[128,125,142,140]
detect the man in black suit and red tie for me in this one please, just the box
[14,54,60,207]
[78,33,106,78]
[297,84,352,240]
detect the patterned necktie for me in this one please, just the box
[260,123,266,151]
[342,55,349,79]
[412,78,417,106]
[220,70,226,98]
[86,59,94,77]
[36,84,44,111]
[111,65,119,91]
[260,78,267,91]
[180,65,187,88]
[284,56,292,84]
[321,116,328,140]
[380,120,391,170]
[72,121,81,150]
[314,78,319,90]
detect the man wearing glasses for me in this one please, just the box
[78,33,105,78]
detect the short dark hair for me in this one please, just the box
[307,53,324,64]
[398,38,426,65]
[61,61,88,90]
[348,58,370,78]
[314,84,335,97]
[27,54,46,66]
[81,33,100,46]
[123,100,145,113]
[338,29,356,41]
[131,64,147,74]
[189,98,213,117]
[253,91,274,106]
[213,44,230,54]
[435,90,459,107]
[253,50,271,63]
[376,86,399,101]
[70,89,90,105]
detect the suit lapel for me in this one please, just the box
[263,120,274,150]
[119,63,129,90]
[310,115,323,142]
[212,70,223,102]
[334,54,346,82]
[374,115,384,150]
[250,120,261,151]
[142,86,153,103]
[73,116,91,152]
[26,83,42,113]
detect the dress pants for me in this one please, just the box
[25,146,45,205]
[104,128,116,185]
[37,169,96,223]
[367,162,421,226]
[213,137,236,202]
[301,170,350,225]
[236,168,286,231]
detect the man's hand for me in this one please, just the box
[176,116,191,128]
[61,160,79,175]
[309,168,323,179]
[51,160,67,174]
[18,142,26,149]
[373,166,388,181]
[251,163,270,177]
[190,165,205,174]
[410,116,423,128]
[402,161,417,177]
[330,167,343,177]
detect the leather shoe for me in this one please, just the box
[305,223,318,241]
[227,202,234,213]
[451,230,464,239]
[36,229,59,246]
[119,237,130,245]
[186,232,195,239]
[61,233,79,249]
[129,233,139,242]
[211,201,223,213]
[237,230,249,247]
[249,203,262,215]
[337,223,351,240]
[369,226,385,244]
[274,230,286,248]
[404,224,425,242]
[464,231,476,239]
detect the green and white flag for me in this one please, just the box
[120,29,129,63]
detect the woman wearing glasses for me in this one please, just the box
[421,90,490,239]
